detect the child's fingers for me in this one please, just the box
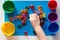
[36,15,39,20]
[29,14,35,21]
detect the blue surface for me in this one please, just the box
[5,1,56,36]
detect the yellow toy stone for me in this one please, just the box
[39,15,43,19]
[42,12,46,18]
[21,10,25,14]
[38,6,42,11]
[24,9,28,13]
[2,22,15,36]
[17,14,21,19]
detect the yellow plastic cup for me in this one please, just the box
[1,22,15,36]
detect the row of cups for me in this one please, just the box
[47,1,59,34]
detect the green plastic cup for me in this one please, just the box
[3,1,15,13]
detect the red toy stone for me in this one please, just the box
[21,15,26,20]
[40,19,44,26]
[24,31,28,35]
[22,19,26,24]
[30,4,34,10]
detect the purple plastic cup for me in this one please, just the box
[48,12,58,22]
[48,23,59,34]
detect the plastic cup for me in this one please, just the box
[2,22,15,36]
[3,1,15,13]
[48,1,57,10]
[48,12,58,22]
[48,23,59,34]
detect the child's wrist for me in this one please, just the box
[34,25,41,29]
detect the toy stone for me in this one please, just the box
[17,14,21,19]
[9,17,14,21]
[13,16,17,20]
[39,15,43,19]
[34,10,40,15]
[25,6,29,9]
[21,10,25,14]
[24,9,28,14]
[30,4,34,10]
[38,6,42,11]
[40,19,44,26]
[40,11,46,17]
[22,19,26,24]
[24,31,28,35]
[18,24,23,29]
[21,15,26,20]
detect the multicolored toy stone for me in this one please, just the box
[30,4,35,10]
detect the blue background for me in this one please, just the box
[5,1,56,36]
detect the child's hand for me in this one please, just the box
[29,14,40,28]
[29,14,47,40]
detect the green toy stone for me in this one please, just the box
[18,24,23,29]
[22,23,26,26]
[25,6,29,9]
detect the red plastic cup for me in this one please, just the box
[48,1,57,10]
[48,12,58,22]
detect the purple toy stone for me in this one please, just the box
[13,16,17,20]
[22,14,26,18]
[34,10,40,15]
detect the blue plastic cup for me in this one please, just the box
[48,23,59,34]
